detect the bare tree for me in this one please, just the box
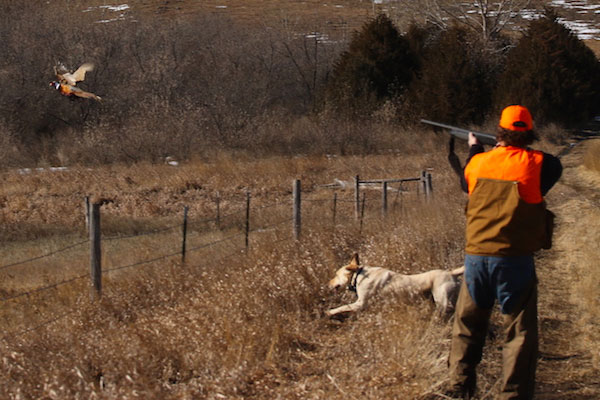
[396,0,534,44]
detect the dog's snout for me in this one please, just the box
[328,279,341,290]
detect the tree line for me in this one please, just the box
[0,2,598,167]
[327,11,600,128]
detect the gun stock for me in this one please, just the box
[421,119,497,146]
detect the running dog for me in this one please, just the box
[326,253,464,316]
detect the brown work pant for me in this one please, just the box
[448,280,538,399]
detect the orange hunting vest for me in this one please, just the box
[465,146,544,204]
[464,146,551,256]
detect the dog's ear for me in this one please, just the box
[346,253,360,271]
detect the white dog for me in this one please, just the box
[326,253,464,316]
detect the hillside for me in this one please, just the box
[529,137,600,399]
[1,135,599,398]
[1,1,599,398]
[84,0,600,43]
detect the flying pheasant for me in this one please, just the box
[50,62,102,101]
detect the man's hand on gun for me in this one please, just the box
[468,132,480,147]
[421,119,496,178]
[420,119,497,146]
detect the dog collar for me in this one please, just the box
[347,267,363,293]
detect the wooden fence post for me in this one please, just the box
[394,182,403,215]
[293,179,301,240]
[181,206,189,263]
[421,170,433,198]
[245,191,250,251]
[354,175,360,220]
[84,196,90,231]
[382,181,388,217]
[426,172,433,197]
[89,202,102,300]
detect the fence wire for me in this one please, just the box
[186,231,245,253]
[252,216,294,232]
[1,179,425,317]
[103,223,181,241]
[0,273,88,303]
[0,239,88,271]
[192,207,246,226]
[2,307,78,340]
[104,251,181,273]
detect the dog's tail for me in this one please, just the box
[451,266,465,276]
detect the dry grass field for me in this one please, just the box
[1,1,599,399]
[1,132,600,399]
[87,0,387,31]
[77,0,600,55]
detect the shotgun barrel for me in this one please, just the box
[421,119,497,146]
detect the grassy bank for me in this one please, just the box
[2,134,600,398]
[1,143,472,398]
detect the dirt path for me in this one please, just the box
[535,137,600,399]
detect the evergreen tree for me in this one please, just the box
[495,10,600,127]
[326,14,418,117]
[406,26,494,125]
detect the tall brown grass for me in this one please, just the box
[0,142,486,399]
[1,1,598,398]
[574,139,600,368]
[583,139,600,173]
[2,134,600,398]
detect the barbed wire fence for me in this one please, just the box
[0,171,433,339]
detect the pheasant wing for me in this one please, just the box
[63,63,95,85]
[54,64,69,82]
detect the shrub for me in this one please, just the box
[325,14,418,118]
[0,2,339,166]
[495,10,600,128]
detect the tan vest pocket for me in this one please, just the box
[466,178,549,256]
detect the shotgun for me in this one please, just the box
[421,119,497,146]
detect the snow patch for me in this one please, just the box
[18,167,68,175]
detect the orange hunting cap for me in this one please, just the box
[499,105,533,132]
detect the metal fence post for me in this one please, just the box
[215,192,221,229]
[89,202,102,300]
[354,175,360,220]
[382,181,388,217]
[293,179,301,240]
[359,192,366,233]
[332,192,337,226]
[181,206,189,263]
[245,191,250,251]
